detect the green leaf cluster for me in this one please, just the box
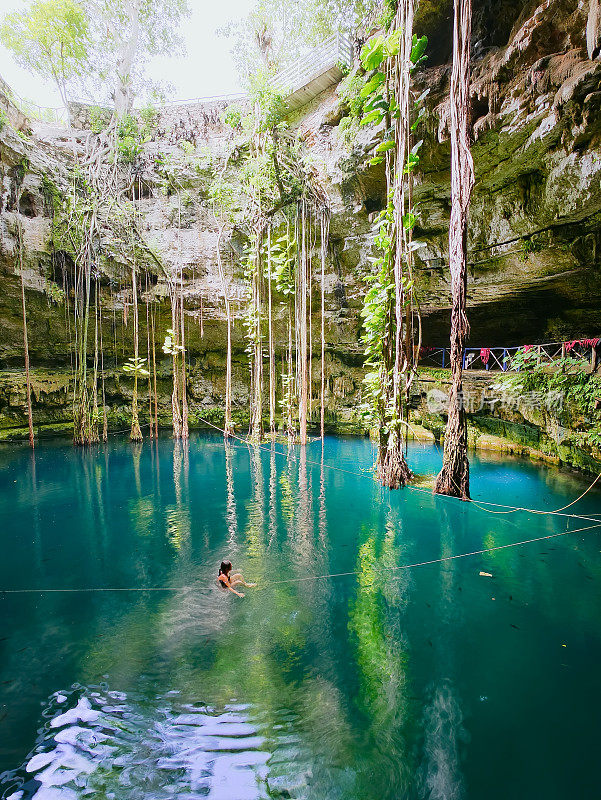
[357,32,428,165]
[116,114,148,165]
[89,105,110,134]
[123,356,150,377]
[162,328,184,356]
[502,348,601,451]
[269,230,297,295]
[0,0,89,99]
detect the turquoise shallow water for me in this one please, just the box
[1,434,601,799]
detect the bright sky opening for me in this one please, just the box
[0,0,254,109]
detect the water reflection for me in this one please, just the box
[418,506,466,800]
[1,437,601,799]
[225,443,238,548]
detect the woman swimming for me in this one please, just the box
[217,560,256,598]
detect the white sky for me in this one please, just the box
[0,0,255,109]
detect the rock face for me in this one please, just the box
[1,0,601,462]
[410,368,601,474]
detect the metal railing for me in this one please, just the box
[4,31,353,128]
[155,92,248,107]
[1,86,68,125]
[272,32,353,96]
[419,338,601,372]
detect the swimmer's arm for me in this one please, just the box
[221,576,244,597]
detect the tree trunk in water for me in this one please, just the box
[434,0,474,500]
[377,0,415,489]
[378,430,412,489]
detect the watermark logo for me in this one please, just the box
[425,388,564,413]
[426,389,450,414]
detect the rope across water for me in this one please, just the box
[2,419,601,594]
[2,521,600,593]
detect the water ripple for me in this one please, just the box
[1,688,274,800]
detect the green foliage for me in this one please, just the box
[518,236,541,262]
[223,104,243,131]
[208,175,241,220]
[178,140,195,156]
[123,356,150,377]
[85,0,190,111]
[89,105,109,134]
[16,156,31,184]
[360,202,394,425]
[0,0,89,106]
[502,348,601,451]
[41,173,61,216]
[162,329,184,356]
[358,31,428,138]
[337,30,428,153]
[248,70,286,131]
[0,109,7,132]
[269,230,297,295]
[377,0,395,31]
[116,114,144,164]
[154,152,178,195]
[44,280,65,304]
[358,23,427,434]
[139,103,159,132]
[2,0,189,116]
[220,0,376,80]
[360,35,385,70]
[337,71,366,145]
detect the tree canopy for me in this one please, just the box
[0,0,89,118]
[86,0,190,116]
[1,0,190,118]
[221,0,379,80]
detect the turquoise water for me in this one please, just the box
[1,435,601,799]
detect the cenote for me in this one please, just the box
[1,435,601,799]
[3,0,601,796]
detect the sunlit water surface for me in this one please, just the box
[1,434,601,800]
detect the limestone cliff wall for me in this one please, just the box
[1,0,601,454]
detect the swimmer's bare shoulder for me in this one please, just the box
[217,572,244,597]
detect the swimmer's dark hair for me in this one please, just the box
[219,560,232,576]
